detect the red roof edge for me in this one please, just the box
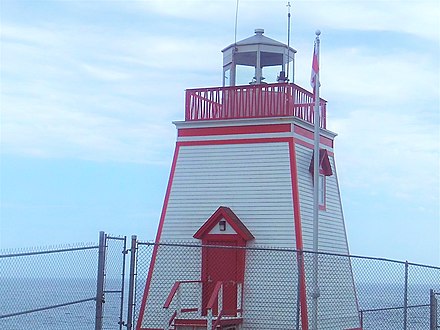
[193,206,254,241]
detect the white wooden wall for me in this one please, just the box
[296,143,360,329]
[142,141,299,329]
[141,130,360,329]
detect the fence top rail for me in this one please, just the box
[0,244,99,258]
[0,297,96,319]
[360,303,431,313]
[137,241,440,270]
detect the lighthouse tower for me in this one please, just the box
[137,29,361,330]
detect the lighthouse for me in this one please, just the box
[137,29,361,330]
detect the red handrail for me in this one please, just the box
[163,282,180,308]
[185,83,327,129]
[207,281,244,330]
[165,280,243,330]
[206,281,223,310]
[212,309,225,329]
[163,280,202,308]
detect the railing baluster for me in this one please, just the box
[184,83,326,128]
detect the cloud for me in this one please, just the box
[80,64,132,81]
[295,0,439,42]
[1,0,438,169]
[333,110,439,204]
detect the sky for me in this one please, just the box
[0,0,439,265]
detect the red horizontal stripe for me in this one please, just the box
[294,125,333,148]
[177,137,291,147]
[295,138,334,156]
[178,124,291,137]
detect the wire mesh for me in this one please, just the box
[0,244,98,330]
[1,237,438,329]
[102,235,127,330]
[135,242,439,330]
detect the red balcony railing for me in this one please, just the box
[185,83,327,129]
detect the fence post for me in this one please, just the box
[359,310,363,329]
[207,308,213,330]
[126,235,137,330]
[119,236,127,330]
[430,289,438,330]
[296,252,302,330]
[95,231,107,330]
[403,261,408,330]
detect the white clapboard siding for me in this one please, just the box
[242,248,299,329]
[142,141,300,329]
[161,142,296,247]
[142,138,359,329]
[141,244,202,328]
[295,143,359,328]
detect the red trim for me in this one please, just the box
[173,318,243,326]
[178,123,291,137]
[193,206,254,241]
[185,83,327,129]
[289,139,309,330]
[178,136,291,147]
[207,281,223,309]
[202,234,246,242]
[295,138,334,156]
[168,311,177,327]
[319,175,327,211]
[136,144,181,330]
[139,136,308,329]
[181,307,199,313]
[175,319,206,326]
[294,125,333,148]
[163,282,180,308]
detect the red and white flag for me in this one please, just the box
[310,39,319,91]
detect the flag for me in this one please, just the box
[310,39,319,90]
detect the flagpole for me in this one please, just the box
[312,29,321,330]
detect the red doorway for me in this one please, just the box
[202,239,239,316]
[193,207,254,317]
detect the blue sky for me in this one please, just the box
[1,0,439,265]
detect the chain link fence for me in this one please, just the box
[135,242,439,330]
[0,233,127,330]
[0,243,99,330]
[1,235,439,329]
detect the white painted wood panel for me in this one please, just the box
[142,141,299,329]
[295,143,359,328]
[141,139,359,329]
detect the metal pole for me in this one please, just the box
[286,2,291,82]
[403,261,408,330]
[118,236,127,330]
[311,30,321,330]
[126,235,137,330]
[95,231,106,330]
[430,289,437,330]
[207,309,213,330]
[296,252,301,330]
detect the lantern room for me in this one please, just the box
[222,28,296,86]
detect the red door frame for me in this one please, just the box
[194,207,254,317]
[201,235,246,316]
